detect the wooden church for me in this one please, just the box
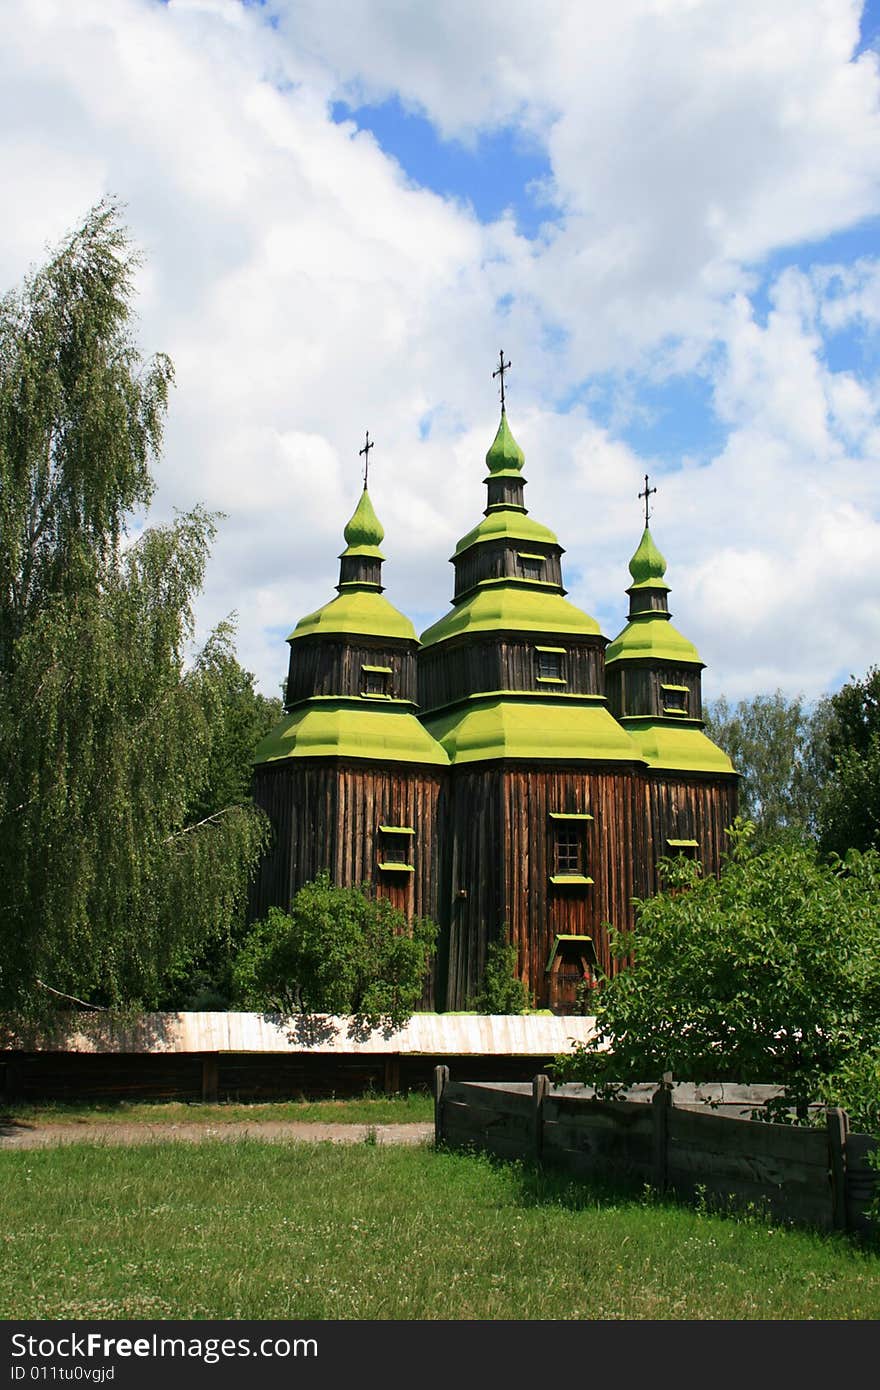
[251,374,738,1011]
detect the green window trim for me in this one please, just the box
[362,664,392,674]
[549,874,594,886]
[535,645,566,653]
[379,825,414,835]
[361,692,393,701]
[661,683,689,692]
[549,812,593,821]
[545,934,594,972]
[662,706,687,716]
[537,676,567,684]
[666,838,698,848]
[517,551,546,562]
[377,862,415,873]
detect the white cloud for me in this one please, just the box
[0,0,878,704]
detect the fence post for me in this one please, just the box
[827,1107,849,1231]
[532,1073,550,1161]
[652,1072,673,1192]
[433,1064,449,1146]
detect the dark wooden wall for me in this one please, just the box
[286,638,417,707]
[637,773,740,896]
[251,759,448,1005]
[453,542,563,598]
[605,661,703,720]
[441,763,738,1009]
[418,636,606,711]
[441,763,646,1009]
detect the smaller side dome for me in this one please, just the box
[628,525,670,591]
[485,411,525,478]
[342,488,385,558]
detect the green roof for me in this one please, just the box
[290,589,416,643]
[484,410,525,478]
[627,525,669,592]
[618,719,736,775]
[340,488,385,560]
[420,585,601,648]
[254,701,449,766]
[454,508,558,557]
[605,613,701,666]
[422,696,643,765]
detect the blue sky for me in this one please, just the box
[1,0,878,702]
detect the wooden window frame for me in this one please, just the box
[377,824,415,873]
[548,812,594,885]
[661,682,689,716]
[362,664,392,699]
[535,645,566,685]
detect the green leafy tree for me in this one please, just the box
[818,666,880,857]
[0,204,269,1017]
[553,823,880,1130]
[704,692,827,845]
[233,873,438,1031]
[472,939,529,1015]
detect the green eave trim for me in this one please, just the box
[546,934,594,971]
[605,613,701,665]
[549,874,594,886]
[453,509,558,557]
[340,544,385,561]
[420,586,600,648]
[289,589,417,643]
[254,702,449,767]
[619,719,736,775]
[421,697,644,766]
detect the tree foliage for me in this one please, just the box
[703,691,829,846]
[233,874,438,1031]
[0,204,269,1017]
[818,666,880,857]
[554,824,880,1131]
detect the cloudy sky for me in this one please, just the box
[2,0,879,703]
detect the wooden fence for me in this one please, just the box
[434,1069,879,1237]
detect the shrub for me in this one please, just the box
[472,939,529,1015]
[233,873,437,1031]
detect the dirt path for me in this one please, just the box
[0,1120,433,1150]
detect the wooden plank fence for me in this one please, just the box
[434,1069,879,1237]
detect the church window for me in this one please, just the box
[548,812,594,885]
[362,664,392,698]
[661,683,689,715]
[378,825,415,873]
[535,646,566,683]
[518,552,545,581]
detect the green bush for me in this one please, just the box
[472,939,529,1015]
[554,821,880,1130]
[233,873,437,1031]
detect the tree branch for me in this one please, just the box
[35,978,108,1011]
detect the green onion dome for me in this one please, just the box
[484,410,525,478]
[341,487,385,559]
[627,525,670,592]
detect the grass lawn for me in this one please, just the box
[1,1139,878,1319]
[1,1092,434,1127]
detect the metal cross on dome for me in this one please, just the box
[493,349,511,410]
[639,473,657,526]
[359,431,375,489]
